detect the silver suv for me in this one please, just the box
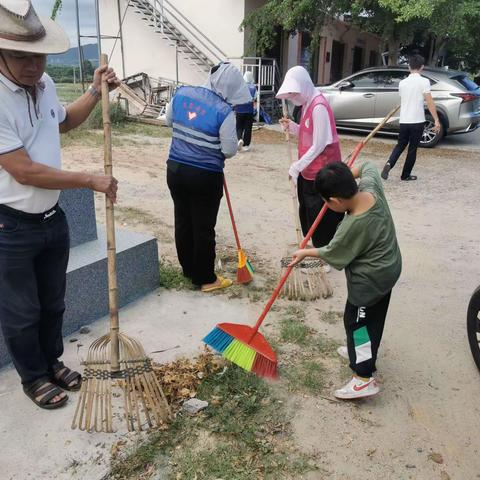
[317,66,480,147]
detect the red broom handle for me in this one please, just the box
[223,176,242,251]
[250,105,399,335]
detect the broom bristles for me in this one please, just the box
[203,326,233,353]
[252,354,278,379]
[223,338,257,371]
[236,249,254,284]
[72,333,171,433]
[279,256,332,300]
[203,326,277,378]
[237,265,253,284]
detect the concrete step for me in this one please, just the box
[0,188,160,369]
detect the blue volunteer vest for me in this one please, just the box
[169,86,232,172]
[234,84,257,114]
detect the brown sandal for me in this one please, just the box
[50,362,82,391]
[23,378,68,410]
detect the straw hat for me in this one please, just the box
[0,0,69,55]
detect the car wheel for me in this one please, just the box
[420,114,444,148]
[467,285,480,371]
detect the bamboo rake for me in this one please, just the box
[72,54,171,433]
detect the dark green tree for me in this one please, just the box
[51,0,63,20]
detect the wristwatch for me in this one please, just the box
[87,84,100,99]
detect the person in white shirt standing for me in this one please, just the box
[0,1,119,409]
[381,54,441,181]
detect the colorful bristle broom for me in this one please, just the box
[204,105,400,378]
[223,176,254,284]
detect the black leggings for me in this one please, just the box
[167,161,223,286]
[236,113,254,147]
[344,292,392,378]
[297,175,344,248]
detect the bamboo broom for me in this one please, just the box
[72,54,171,433]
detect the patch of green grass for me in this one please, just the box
[108,365,318,480]
[311,335,341,357]
[283,359,328,394]
[60,126,103,148]
[60,120,171,149]
[56,82,83,103]
[159,261,194,290]
[279,317,311,346]
[278,305,315,347]
[320,310,343,324]
[118,122,171,138]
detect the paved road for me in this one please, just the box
[339,126,480,151]
[440,126,480,150]
[267,123,480,151]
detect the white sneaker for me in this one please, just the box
[238,139,244,151]
[337,346,349,359]
[334,376,379,400]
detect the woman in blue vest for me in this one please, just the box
[235,71,257,152]
[165,63,251,292]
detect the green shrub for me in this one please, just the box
[87,102,127,129]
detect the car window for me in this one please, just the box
[350,72,384,88]
[378,71,409,88]
[421,75,436,86]
[450,75,479,91]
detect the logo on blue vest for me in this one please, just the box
[50,109,55,118]
[183,101,207,121]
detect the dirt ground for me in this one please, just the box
[62,128,480,479]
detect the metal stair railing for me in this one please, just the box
[230,57,280,122]
[131,0,210,72]
[161,0,226,64]
[130,0,225,73]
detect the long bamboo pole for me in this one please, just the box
[100,53,120,373]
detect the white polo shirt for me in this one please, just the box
[399,73,431,124]
[0,72,66,213]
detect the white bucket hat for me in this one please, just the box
[0,0,70,55]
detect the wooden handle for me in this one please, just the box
[251,106,400,335]
[100,53,120,371]
[281,99,304,246]
[363,105,399,146]
[223,176,242,251]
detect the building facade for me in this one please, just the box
[99,0,381,88]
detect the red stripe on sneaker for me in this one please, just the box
[353,380,374,392]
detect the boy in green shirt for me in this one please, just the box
[290,161,402,399]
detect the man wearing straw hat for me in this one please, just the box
[0,0,119,409]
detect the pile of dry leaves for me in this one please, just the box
[152,347,224,410]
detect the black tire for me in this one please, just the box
[467,285,480,371]
[420,113,444,148]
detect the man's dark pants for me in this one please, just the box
[387,122,425,179]
[0,205,69,385]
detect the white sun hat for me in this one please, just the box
[0,0,69,55]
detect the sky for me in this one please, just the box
[31,0,97,46]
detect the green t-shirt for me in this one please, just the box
[318,161,402,307]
